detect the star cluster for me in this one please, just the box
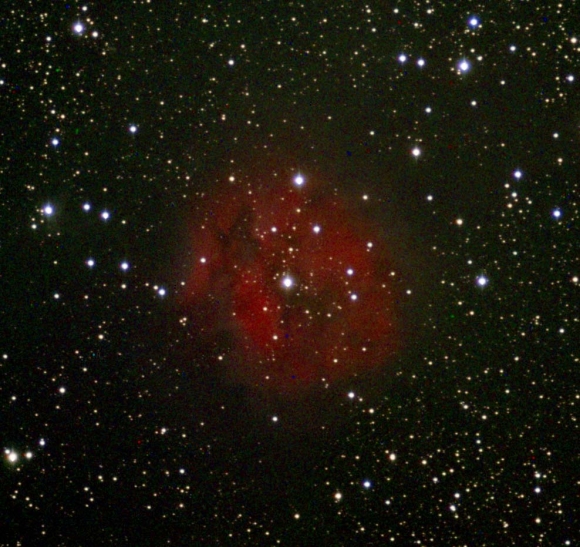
[183,172,400,389]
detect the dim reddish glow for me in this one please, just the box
[182,171,400,392]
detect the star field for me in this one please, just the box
[1,1,578,545]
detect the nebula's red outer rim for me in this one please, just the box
[183,173,401,392]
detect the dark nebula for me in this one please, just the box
[182,171,401,392]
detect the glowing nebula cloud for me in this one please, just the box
[182,170,401,392]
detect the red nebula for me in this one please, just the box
[183,172,400,392]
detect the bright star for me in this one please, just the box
[458,59,470,72]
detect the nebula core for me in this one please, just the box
[183,171,400,392]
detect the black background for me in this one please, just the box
[1,1,578,545]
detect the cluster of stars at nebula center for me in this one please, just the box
[183,171,401,389]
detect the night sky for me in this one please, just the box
[2,1,578,545]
